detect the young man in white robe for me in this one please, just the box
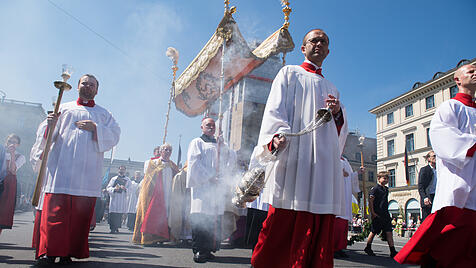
[395,64,476,267]
[334,157,360,258]
[36,74,120,265]
[126,171,142,231]
[186,117,236,263]
[106,165,131,233]
[249,29,348,268]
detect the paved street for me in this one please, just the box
[0,212,416,267]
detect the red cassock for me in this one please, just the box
[0,174,17,229]
[394,206,476,267]
[251,205,335,268]
[37,193,96,259]
[140,171,169,240]
[32,210,41,254]
[333,218,349,251]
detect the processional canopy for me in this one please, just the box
[173,1,295,117]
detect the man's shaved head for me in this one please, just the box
[454,64,476,95]
[302,29,329,46]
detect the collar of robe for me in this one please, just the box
[200,134,217,143]
[150,156,161,160]
[300,61,324,77]
[77,98,95,107]
[453,93,476,108]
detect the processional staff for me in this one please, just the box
[358,134,368,219]
[215,0,234,176]
[163,47,179,144]
[32,65,73,206]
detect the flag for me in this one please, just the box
[102,167,110,187]
[177,137,182,168]
[102,147,115,187]
[404,146,410,186]
[352,195,360,214]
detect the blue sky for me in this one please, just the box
[1,0,474,162]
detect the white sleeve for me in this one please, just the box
[30,120,48,172]
[106,177,117,194]
[351,171,361,194]
[15,154,26,171]
[429,102,476,169]
[96,111,121,153]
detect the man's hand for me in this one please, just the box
[272,135,287,152]
[358,166,366,174]
[7,144,16,155]
[424,197,432,206]
[343,169,349,177]
[325,94,341,114]
[47,113,60,127]
[75,120,97,132]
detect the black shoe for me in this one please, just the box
[364,247,376,256]
[35,256,56,266]
[143,243,158,247]
[205,252,215,260]
[193,252,208,263]
[58,257,73,265]
[334,250,349,258]
[390,250,398,258]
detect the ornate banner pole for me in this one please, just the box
[215,0,234,176]
[32,65,73,206]
[163,47,179,144]
[281,0,292,66]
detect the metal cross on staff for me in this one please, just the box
[32,65,73,206]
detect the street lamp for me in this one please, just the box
[358,134,367,219]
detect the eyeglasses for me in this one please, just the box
[7,140,19,145]
[306,37,328,46]
[162,149,172,152]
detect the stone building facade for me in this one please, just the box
[0,98,46,199]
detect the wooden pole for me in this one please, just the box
[31,84,68,206]
[360,145,367,219]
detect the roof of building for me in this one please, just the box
[369,58,475,114]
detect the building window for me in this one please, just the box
[371,154,377,161]
[387,112,394,125]
[426,128,431,147]
[368,171,374,182]
[425,95,435,110]
[406,133,415,151]
[355,152,361,161]
[387,140,395,157]
[388,169,396,187]
[450,85,458,98]
[409,165,416,185]
[358,173,363,181]
[405,104,413,118]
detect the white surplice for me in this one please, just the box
[127,180,141,214]
[429,99,476,212]
[251,65,348,216]
[186,137,236,216]
[42,101,121,197]
[338,158,360,221]
[107,176,131,213]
